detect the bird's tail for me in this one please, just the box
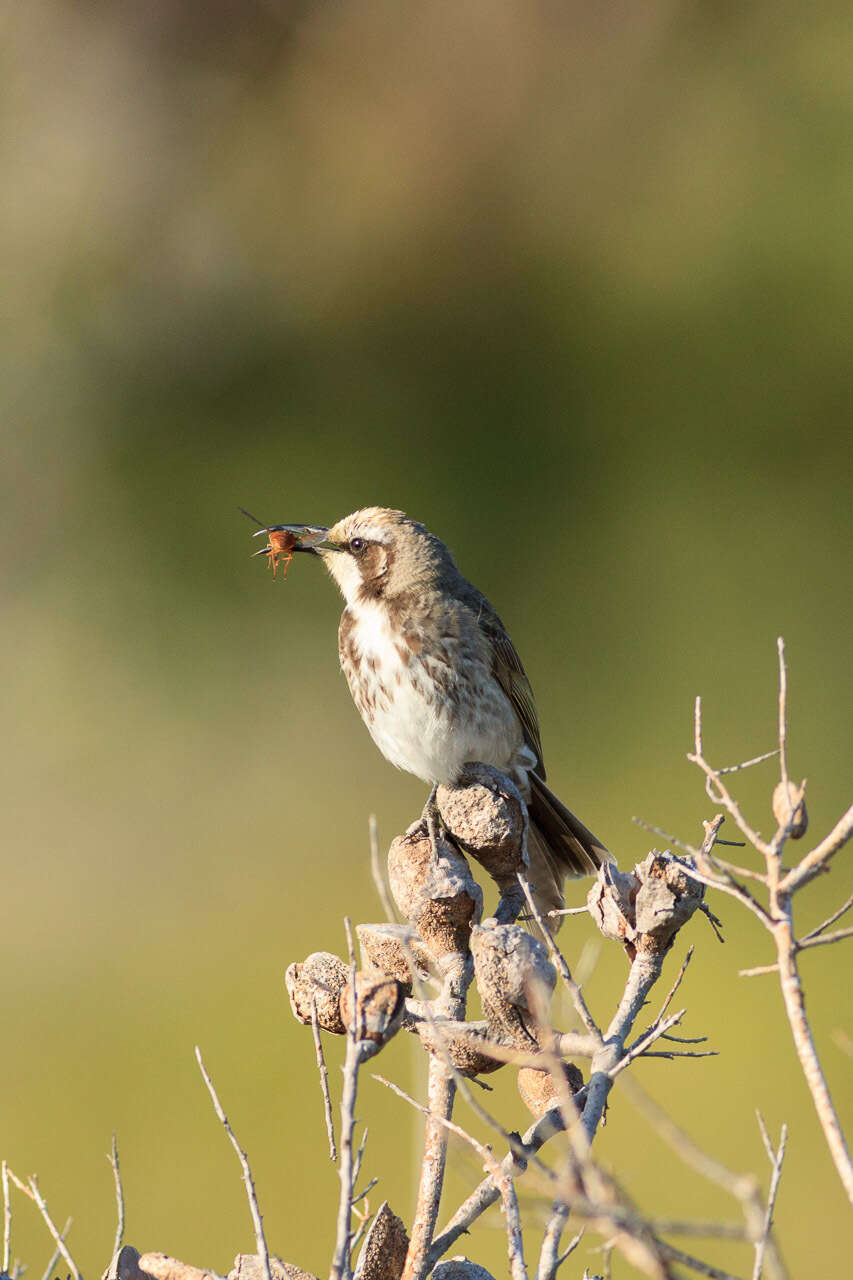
[525,773,609,921]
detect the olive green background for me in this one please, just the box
[2,3,851,1277]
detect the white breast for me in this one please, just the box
[342,601,527,785]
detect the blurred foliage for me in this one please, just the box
[1,2,851,1277]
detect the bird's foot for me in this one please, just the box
[423,784,444,860]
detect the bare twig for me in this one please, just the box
[6,1171,81,1280]
[108,1133,125,1258]
[375,1076,528,1280]
[800,891,853,942]
[518,875,601,1039]
[429,1106,571,1266]
[656,1242,741,1280]
[797,925,853,950]
[537,1199,570,1280]
[650,948,694,1029]
[368,815,398,924]
[554,1229,584,1271]
[634,818,766,885]
[778,804,853,894]
[402,1055,458,1280]
[352,1127,369,1191]
[351,1178,378,1207]
[679,862,771,928]
[689,698,773,857]
[740,925,853,977]
[311,998,338,1161]
[718,749,780,776]
[580,949,668,1147]
[618,1078,788,1280]
[752,1116,787,1280]
[739,963,779,979]
[38,1216,71,1280]
[194,1047,272,1280]
[770,910,853,1203]
[633,817,696,857]
[776,638,789,793]
[331,917,365,1280]
[2,1161,10,1275]
[615,1011,707,1076]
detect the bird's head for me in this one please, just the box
[290,507,456,606]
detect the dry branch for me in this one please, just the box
[194,1048,272,1280]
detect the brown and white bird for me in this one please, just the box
[257,507,609,913]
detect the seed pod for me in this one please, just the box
[587,864,640,951]
[517,1060,584,1118]
[633,852,705,955]
[431,1263,497,1279]
[285,952,349,1035]
[471,921,556,1044]
[356,922,436,990]
[388,819,483,959]
[415,1019,506,1078]
[772,780,808,838]
[339,970,407,1047]
[436,765,528,898]
[355,1201,409,1280]
[231,1258,318,1280]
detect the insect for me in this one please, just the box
[239,508,327,578]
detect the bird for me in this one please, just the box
[254,506,609,914]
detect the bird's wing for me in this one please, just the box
[475,598,546,778]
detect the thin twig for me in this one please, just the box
[777,638,789,794]
[351,1178,378,1207]
[108,1133,125,1258]
[311,998,338,1161]
[800,891,853,942]
[375,1076,529,1280]
[739,963,779,979]
[352,1127,369,1191]
[2,1161,10,1275]
[752,1116,787,1280]
[657,1242,741,1280]
[778,803,853,894]
[618,1078,787,1280]
[38,1216,71,1280]
[580,948,668,1147]
[6,1172,81,1280]
[402,1054,458,1280]
[689,698,773,857]
[770,911,853,1203]
[652,948,694,1028]
[537,1199,570,1280]
[331,917,364,1280]
[718,749,780,776]
[368,815,398,923]
[429,1106,572,1266]
[350,1205,374,1257]
[799,926,853,951]
[194,1047,272,1280]
[554,1229,584,1270]
[518,875,601,1039]
[679,863,771,928]
[795,803,853,893]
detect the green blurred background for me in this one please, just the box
[2,1,852,1276]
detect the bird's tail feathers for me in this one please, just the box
[524,773,609,923]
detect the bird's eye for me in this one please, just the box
[350,537,367,553]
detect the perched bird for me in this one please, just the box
[262,507,608,913]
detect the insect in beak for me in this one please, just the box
[240,508,330,578]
